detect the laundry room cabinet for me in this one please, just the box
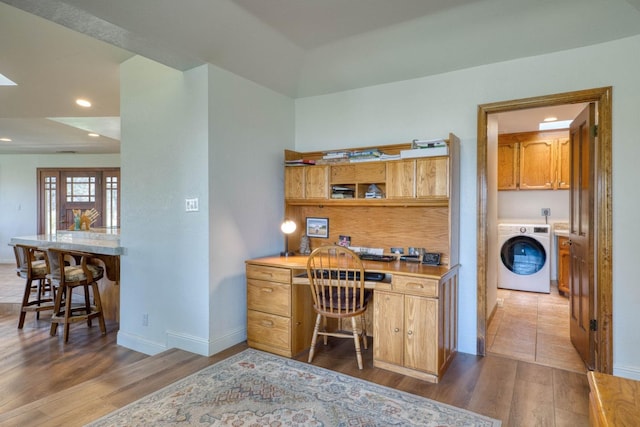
[558,236,570,295]
[498,130,569,191]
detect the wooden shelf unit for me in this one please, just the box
[284,133,460,267]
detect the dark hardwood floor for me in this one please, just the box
[0,310,589,427]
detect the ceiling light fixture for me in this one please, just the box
[88,133,100,137]
[543,116,558,122]
[0,137,12,142]
[76,98,92,107]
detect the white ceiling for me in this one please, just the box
[2,0,640,154]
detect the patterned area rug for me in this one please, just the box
[88,349,500,426]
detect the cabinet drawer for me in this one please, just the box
[247,309,290,350]
[393,275,438,297]
[246,264,290,283]
[331,164,356,182]
[247,278,290,317]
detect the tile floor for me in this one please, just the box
[487,284,586,373]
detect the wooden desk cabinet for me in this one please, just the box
[246,264,315,358]
[373,271,457,383]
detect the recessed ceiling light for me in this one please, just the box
[88,133,100,137]
[0,137,12,142]
[540,120,572,131]
[76,98,92,107]
[543,116,558,122]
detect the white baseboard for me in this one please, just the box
[613,365,640,380]
[117,330,167,356]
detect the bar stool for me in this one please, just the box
[13,244,55,328]
[47,248,106,342]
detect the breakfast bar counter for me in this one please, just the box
[10,230,124,321]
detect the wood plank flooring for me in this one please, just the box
[0,263,589,426]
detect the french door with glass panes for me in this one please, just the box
[38,168,120,234]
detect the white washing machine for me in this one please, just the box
[498,223,551,293]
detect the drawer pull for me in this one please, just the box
[261,287,274,293]
[260,320,274,328]
[407,283,424,289]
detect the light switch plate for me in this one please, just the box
[185,198,199,212]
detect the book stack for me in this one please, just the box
[331,186,354,199]
[349,148,382,163]
[317,151,350,164]
[400,138,448,159]
[285,159,316,166]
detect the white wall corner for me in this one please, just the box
[613,365,640,381]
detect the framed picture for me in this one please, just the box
[306,217,329,238]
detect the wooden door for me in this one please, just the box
[497,141,518,190]
[386,160,415,198]
[569,103,595,369]
[59,171,102,230]
[373,291,404,365]
[404,295,437,373]
[519,139,555,190]
[416,157,449,198]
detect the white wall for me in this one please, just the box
[118,57,294,356]
[0,154,119,263]
[118,57,211,355]
[295,34,640,379]
[206,64,294,354]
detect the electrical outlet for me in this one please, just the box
[541,208,551,217]
[142,313,149,326]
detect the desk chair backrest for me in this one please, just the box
[306,245,368,318]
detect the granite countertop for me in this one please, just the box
[553,222,569,237]
[10,232,125,256]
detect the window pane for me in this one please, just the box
[66,176,96,202]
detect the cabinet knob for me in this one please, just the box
[260,320,274,327]
[261,287,274,293]
[394,328,400,333]
[407,330,413,336]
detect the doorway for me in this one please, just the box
[476,87,613,373]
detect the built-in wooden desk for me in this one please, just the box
[246,254,458,383]
[588,371,640,426]
[10,231,124,322]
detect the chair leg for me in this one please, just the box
[17,278,34,329]
[308,313,322,364]
[91,281,107,335]
[50,285,65,337]
[360,314,368,350]
[351,316,364,370]
[322,316,328,345]
[63,285,74,343]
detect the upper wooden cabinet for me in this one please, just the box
[498,130,569,191]
[284,137,455,206]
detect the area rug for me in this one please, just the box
[87,349,500,426]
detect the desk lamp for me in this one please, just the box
[280,220,296,256]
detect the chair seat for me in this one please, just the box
[48,264,104,283]
[17,259,48,278]
[318,288,372,312]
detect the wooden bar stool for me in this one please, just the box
[46,248,106,342]
[13,244,55,328]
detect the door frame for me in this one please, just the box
[476,87,613,373]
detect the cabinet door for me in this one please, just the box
[557,137,570,190]
[497,142,518,190]
[386,160,415,198]
[404,295,438,373]
[519,139,555,190]
[305,166,329,199]
[416,157,449,198]
[373,291,404,365]
[285,167,305,199]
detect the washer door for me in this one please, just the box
[500,236,546,275]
